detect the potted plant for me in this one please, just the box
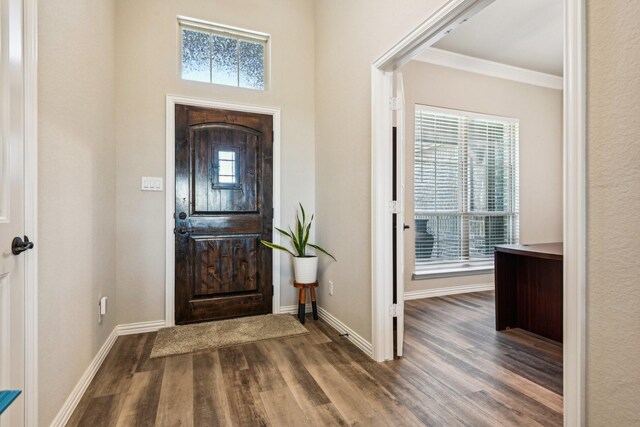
[261,204,336,283]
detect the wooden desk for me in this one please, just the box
[495,243,563,342]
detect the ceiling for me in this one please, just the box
[432,0,563,76]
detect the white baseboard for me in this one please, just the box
[49,310,375,426]
[49,320,165,426]
[317,306,373,359]
[279,304,313,315]
[280,304,373,359]
[49,326,119,427]
[404,283,494,300]
[118,320,166,335]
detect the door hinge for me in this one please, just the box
[389,97,401,111]
[389,303,399,317]
[389,200,400,214]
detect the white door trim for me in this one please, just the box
[370,0,586,425]
[24,0,38,425]
[563,0,586,424]
[164,95,282,327]
[370,0,495,363]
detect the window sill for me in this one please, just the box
[412,265,494,280]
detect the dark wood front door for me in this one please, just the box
[175,105,273,324]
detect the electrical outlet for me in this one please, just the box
[98,296,108,324]
[329,281,334,296]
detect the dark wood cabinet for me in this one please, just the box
[495,243,563,342]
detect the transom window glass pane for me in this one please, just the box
[181,29,210,83]
[414,105,519,271]
[212,35,238,86]
[179,19,268,90]
[218,151,236,184]
[239,40,265,90]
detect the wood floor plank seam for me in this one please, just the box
[66,292,563,427]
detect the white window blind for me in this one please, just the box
[414,105,519,271]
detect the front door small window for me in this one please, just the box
[217,150,237,184]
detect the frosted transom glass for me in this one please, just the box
[182,29,211,83]
[212,35,239,86]
[180,24,267,90]
[239,41,265,89]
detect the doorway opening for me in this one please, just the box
[371,0,586,425]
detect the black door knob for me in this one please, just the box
[403,224,410,230]
[12,236,34,255]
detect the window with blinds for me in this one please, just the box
[414,105,519,272]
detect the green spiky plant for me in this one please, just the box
[261,204,337,261]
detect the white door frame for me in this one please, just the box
[22,0,38,425]
[1,0,39,424]
[164,95,282,327]
[370,0,586,425]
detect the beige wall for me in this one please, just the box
[38,0,117,424]
[586,1,640,423]
[314,0,451,342]
[114,0,316,324]
[402,61,563,293]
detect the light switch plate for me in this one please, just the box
[141,177,163,191]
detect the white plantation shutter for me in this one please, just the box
[414,105,519,270]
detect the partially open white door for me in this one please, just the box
[395,72,406,357]
[0,0,27,424]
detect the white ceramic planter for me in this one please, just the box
[293,256,318,284]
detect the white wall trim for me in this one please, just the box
[49,320,163,426]
[371,0,495,363]
[281,304,373,359]
[279,304,313,315]
[414,47,563,90]
[117,320,166,336]
[404,283,494,300]
[563,0,586,425]
[49,309,373,426]
[165,95,282,327]
[370,66,394,362]
[373,0,495,71]
[23,0,38,424]
[317,307,373,359]
[371,0,586,422]
[48,327,119,427]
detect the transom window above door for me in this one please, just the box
[414,105,519,274]
[179,17,269,90]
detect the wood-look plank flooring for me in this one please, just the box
[67,291,563,426]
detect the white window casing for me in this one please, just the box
[414,104,519,274]
[178,16,269,90]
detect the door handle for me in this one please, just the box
[403,224,410,231]
[177,226,195,235]
[12,236,34,255]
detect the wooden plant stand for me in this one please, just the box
[293,281,318,324]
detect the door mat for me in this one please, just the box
[150,314,309,358]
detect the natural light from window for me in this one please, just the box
[179,18,268,90]
[217,150,237,184]
[414,105,519,274]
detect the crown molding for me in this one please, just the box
[414,47,563,90]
